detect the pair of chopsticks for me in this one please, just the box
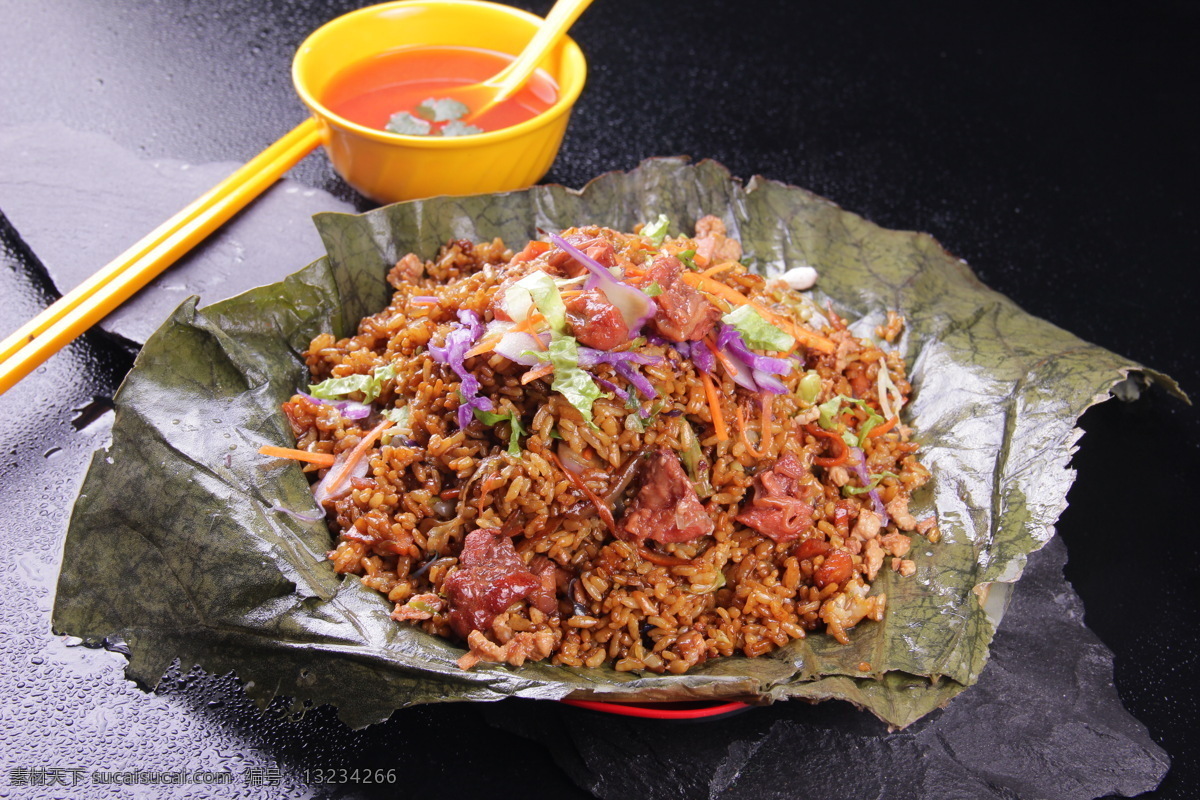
[0,117,323,395]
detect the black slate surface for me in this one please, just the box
[1,1,1196,798]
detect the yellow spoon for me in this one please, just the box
[452,0,594,121]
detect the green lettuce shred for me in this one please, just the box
[642,214,670,246]
[528,334,601,426]
[473,407,525,457]
[506,271,568,332]
[844,471,900,496]
[309,363,396,404]
[722,305,796,351]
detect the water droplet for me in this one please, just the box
[71,396,115,431]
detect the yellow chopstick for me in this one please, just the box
[0,117,323,395]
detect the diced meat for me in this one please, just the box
[863,539,885,581]
[457,628,556,669]
[547,233,617,276]
[443,528,541,639]
[814,549,855,588]
[387,252,425,288]
[671,629,709,671]
[885,494,918,531]
[694,216,726,239]
[527,556,562,616]
[565,288,629,349]
[880,532,912,558]
[793,537,831,561]
[826,466,851,487]
[390,593,444,622]
[693,215,742,266]
[819,579,886,645]
[618,447,714,544]
[735,454,816,542]
[916,515,939,541]
[645,255,721,342]
[851,509,882,540]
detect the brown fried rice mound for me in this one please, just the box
[277,216,936,674]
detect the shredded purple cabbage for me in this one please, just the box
[547,231,657,335]
[576,345,661,399]
[751,369,788,394]
[576,347,663,369]
[296,391,371,420]
[714,324,792,394]
[717,325,793,375]
[614,360,657,399]
[595,377,631,405]
[852,447,890,525]
[428,310,490,428]
[688,340,714,373]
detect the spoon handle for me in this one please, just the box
[489,0,594,104]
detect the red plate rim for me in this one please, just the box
[558,698,749,720]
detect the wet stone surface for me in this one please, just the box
[0,123,356,345]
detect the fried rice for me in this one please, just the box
[272,216,936,674]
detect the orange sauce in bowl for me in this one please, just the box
[322,45,559,135]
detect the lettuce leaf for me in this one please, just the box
[309,363,395,403]
[722,305,795,351]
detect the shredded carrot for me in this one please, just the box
[701,261,738,278]
[258,445,336,468]
[680,271,836,354]
[558,289,585,299]
[464,336,500,358]
[511,311,546,335]
[867,415,899,439]
[699,370,728,441]
[805,423,849,468]
[521,363,556,385]
[735,405,764,459]
[704,336,741,379]
[511,239,551,263]
[320,418,394,498]
[549,451,617,535]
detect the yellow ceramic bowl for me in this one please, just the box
[292,0,587,204]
